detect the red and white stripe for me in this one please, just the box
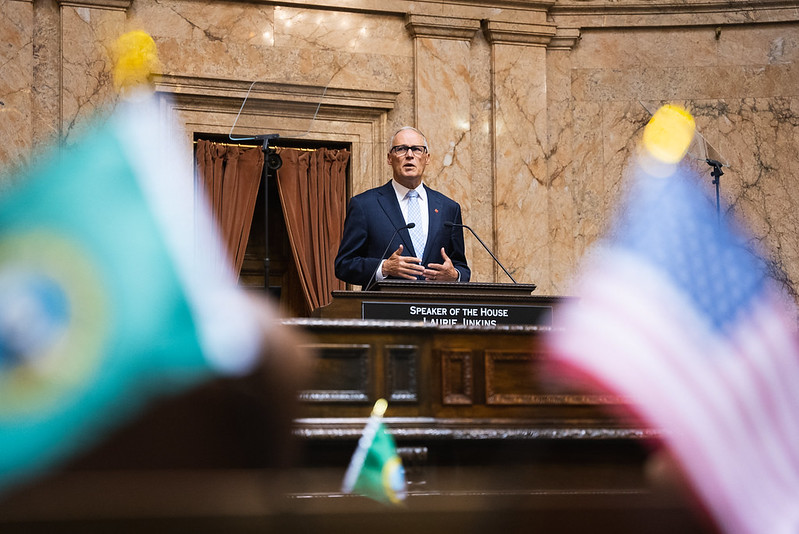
[551,249,799,534]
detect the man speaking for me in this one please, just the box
[334,127,470,288]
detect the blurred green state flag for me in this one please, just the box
[0,95,262,493]
[342,400,406,504]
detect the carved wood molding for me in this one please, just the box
[299,343,371,403]
[484,350,625,405]
[441,349,474,405]
[386,344,419,403]
[293,417,661,440]
[485,350,539,405]
[285,317,548,332]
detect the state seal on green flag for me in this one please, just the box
[0,92,263,494]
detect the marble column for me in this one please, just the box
[483,21,556,290]
[0,0,35,181]
[32,0,61,154]
[405,15,483,278]
[545,27,581,295]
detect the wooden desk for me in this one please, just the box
[292,317,634,430]
[315,281,561,327]
[299,286,652,498]
[0,296,711,533]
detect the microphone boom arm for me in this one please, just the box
[446,222,517,284]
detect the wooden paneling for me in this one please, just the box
[291,318,630,427]
[441,349,473,405]
[386,344,419,403]
[300,343,371,402]
[0,317,708,534]
[485,350,539,405]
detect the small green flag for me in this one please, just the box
[0,93,263,493]
[342,399,407,504]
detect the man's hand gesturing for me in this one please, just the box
[382,244,425,279]
[423,247,459,281]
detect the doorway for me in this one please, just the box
[194,134,350,318]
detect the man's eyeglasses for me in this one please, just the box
[390,145,428,157]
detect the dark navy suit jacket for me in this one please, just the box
[334,181,470,287]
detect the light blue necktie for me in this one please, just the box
[405,189,426,259]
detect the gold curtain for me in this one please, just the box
[194,140,264,276]
[275,147,349,312]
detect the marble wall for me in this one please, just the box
[2,0,798,301]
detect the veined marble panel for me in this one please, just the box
[492,42,549,288]
[571,26,719,70]
[414,35,476,275]
[31,0,60,152]
[466,31,495,283]
[133,2,413,93]
[564,24,799,300]
[130,1,271,44]
[0,0,34,182]
[569,101,606,264]
[715,97,799,299]
[274,7,412,58]
[60,5,125,141]
[546,48,577,294]
[717,24,799,65]
[571,26,799,101]
[132,2,415,180]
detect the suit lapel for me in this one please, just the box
[376,182,414,254]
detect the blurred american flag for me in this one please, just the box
[549,164,799,534]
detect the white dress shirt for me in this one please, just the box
[375,180,428,281]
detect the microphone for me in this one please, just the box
[363,222,415,291]
[445,221,517,284]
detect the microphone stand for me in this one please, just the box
[448,222,517,284]
[707,159,723,226]
[255,133,281,295]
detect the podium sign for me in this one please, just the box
[362,301,552,326]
